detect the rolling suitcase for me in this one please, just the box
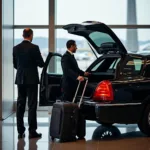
[74,79,87,139]
[50,78,88,142]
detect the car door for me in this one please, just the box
[117,55,145,103]
[39,52,62,106]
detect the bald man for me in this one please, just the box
[13,28,44,139]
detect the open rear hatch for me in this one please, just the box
[63,21,127,55]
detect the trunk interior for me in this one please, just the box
[78,55,121,98]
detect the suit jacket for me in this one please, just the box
[61,51,84,90]
[13,40,44,84]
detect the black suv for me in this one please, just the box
[39,21,150,136]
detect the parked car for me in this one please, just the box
[39,21,150,136]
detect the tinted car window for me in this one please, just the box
[122,57,144,77]
[91,59,105,71]
[91,57,120,73]
[89,32,115,47]
[46,55,63,74]
[109,58,121,69]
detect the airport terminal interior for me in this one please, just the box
[0,0,150,150]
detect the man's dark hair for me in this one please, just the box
[66,40,75,49]
[23,28,33,38]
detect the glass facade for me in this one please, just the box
[14,29,49,61]
[14,0,49,25]
[56,0,150,25]
[55,29,97,71]
[14,29,49,100]
[112,29,150,52]
[13,0,150,103]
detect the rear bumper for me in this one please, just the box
[82,101,142,124]
[81,101,97,121]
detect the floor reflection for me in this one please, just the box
[0,111,150,150]
[17,138,41,150]
[17,139,26,150]
[92,125,146,140]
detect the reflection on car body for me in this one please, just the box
[39,21,150,137]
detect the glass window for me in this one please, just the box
[91,57,120,72]
[134,59,143,71]
[56,0,150,25]
[47,55,63,74]
[112,29,150,54]
[91,59,104,71]
[56,28,150,57]
[143,46,150,51]
[109,58,121,69]
[14,0,49,25]
[122,57,144,77]
[55,29,97,71]
[89,32,115,47]
[14,29,48,100]
[14,29,49,61]
[56,28,150,70]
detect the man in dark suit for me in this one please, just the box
[61,40,90,102]
[13,28,44,139]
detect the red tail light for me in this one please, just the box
[93,80,114,101]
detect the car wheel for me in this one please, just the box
[96,120,113,126]
[92,125,121,140]
[138,105,150,136]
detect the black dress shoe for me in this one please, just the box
[18,133,25,139]
[29,132,42,139]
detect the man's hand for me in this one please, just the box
[84,72,91,76]
[77,76,84,82]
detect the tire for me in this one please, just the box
[138,105,150,136]
[92,125,121,140]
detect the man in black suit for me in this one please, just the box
[61,40,90,102]
[13,28,44,139]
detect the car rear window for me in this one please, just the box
[89,31,115,47]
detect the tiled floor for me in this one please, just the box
[0,111,150,150]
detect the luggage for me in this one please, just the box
[50,102,78,142]
[76,79,88,139]
[50,78,88,142]
[76,109,86,139]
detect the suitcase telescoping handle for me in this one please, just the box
[72,77,88,108]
